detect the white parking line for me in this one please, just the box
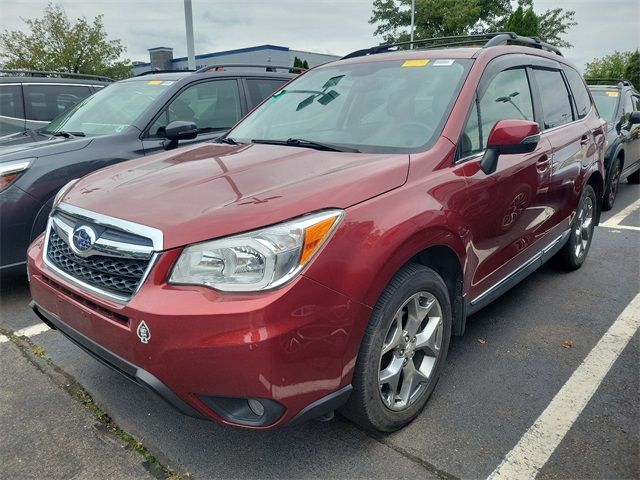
[0,324,51,346]
[599,224,640,232]
[487,293,640,480]
[14,323,50,338]
[601,198,640,227]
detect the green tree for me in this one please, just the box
[623,50,640,89]
[0,3,131,79]
[370,0,511,43]
[370,0,575,47]
[504,5,541,37]
[584,50,639,89]
[537,8,576,48]
[290,56,309,72]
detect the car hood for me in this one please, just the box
[0,130,92,160]
[60,142,409,250]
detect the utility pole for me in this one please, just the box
[184,0,196,70]
[410,0,415,49]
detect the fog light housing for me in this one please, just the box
[198,395,284,427]
[248,398,265,417]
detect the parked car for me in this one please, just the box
[28,33,605,432]
[0,66,296,271]
[587,79,640,210]
[0,69,111,137]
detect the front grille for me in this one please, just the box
[47,229,150,298]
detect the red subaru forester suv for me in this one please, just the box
[27,33,606,432]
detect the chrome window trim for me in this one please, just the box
[541,117,582,134]
[22,82,102,87]
[455,151,483,165]
[56,203,163,250]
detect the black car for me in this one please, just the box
[0,66,296,271]
[0,70,112,137]
[588,79,640,210]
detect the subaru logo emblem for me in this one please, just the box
[71,225,96,254]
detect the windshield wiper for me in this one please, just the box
[251,138,360,153]
[215,136,238,145]
[50,131,86,138]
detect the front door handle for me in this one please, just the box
[536,153,551,172]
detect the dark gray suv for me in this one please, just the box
[0,66,295,271]
[588,79,640,209]
[0,70,111,137]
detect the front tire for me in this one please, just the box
[555,185,597,270]
[343,263,452,432]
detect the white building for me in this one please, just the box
[132,45,339,76]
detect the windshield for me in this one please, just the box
[43,79,174,136]
[229,58,472,153]
[591,89,620,122]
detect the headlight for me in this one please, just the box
[0,159,33,192]
[53,178,80,206]
[169,210,343,292]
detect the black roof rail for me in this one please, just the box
[584,77,631,86]
[341,31,563,59]
[195,64,306,74]
[135,69,196,76]
[0,68,114,82]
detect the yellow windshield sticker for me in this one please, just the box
[606,91,619,96]
[402,59,429,67]
[147,80,162,85]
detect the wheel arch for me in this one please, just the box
[616,147,625,170]
[362,227,468,337]
[413,245,466,336]
[586,169,605,225]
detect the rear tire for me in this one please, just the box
[628,168,640,184]
[343,263,452,432]
[555,185,597,271]
[602,158,621,211]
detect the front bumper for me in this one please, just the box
[28,235,369,429]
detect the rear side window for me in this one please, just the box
[23,84,93,121]
[563,67,592,119]
[460,67,534,158]
[246,79,286,110]
[532,69,573,129]
[0,84,24,119]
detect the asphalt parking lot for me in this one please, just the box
[1,182,638,480]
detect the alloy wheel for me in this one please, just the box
[378,291,443,411]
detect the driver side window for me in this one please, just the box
[460,67,534,159]
[148,79,241,138]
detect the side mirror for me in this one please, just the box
[163,121,198,150]
[480,119,540,175]
[628,111,640,126]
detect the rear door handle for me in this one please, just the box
[580,135,590,146]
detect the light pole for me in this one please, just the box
[184,0,196,70]
[410,0,415,49]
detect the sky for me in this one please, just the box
[0,0,638,71]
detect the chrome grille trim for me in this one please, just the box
[56,203,163,250]
[43,205,164,304]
